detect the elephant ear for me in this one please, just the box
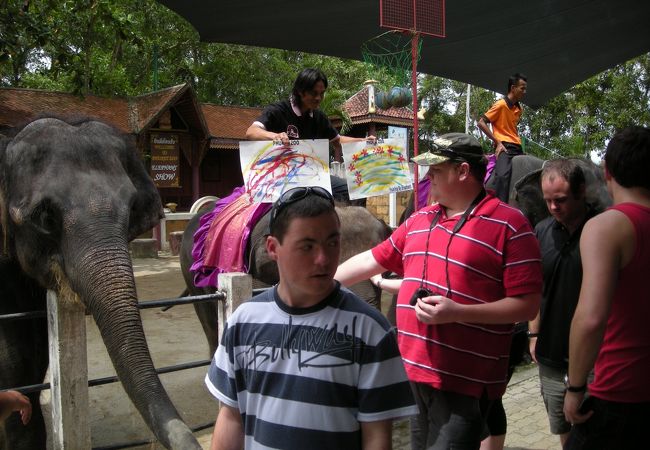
[514,168,548,226]
[117,134,164,241]
[0,136,10,255]
[579,159,612,214]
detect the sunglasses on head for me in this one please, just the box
[436,147,484,163]
[268,186,334,233]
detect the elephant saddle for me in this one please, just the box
[190,187,271,288]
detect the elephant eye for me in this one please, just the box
[30,199,61,237]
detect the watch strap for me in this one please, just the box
[564,374,587,393]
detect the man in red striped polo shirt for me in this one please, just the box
[336,132,542,449]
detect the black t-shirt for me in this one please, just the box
[255,99,338,141]
[534,210,594,368]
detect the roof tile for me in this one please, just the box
[131,84,188,132]
[201,104,262,139]
[344,85,414,121]
[0,87,131,133]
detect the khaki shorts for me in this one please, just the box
[539,363,572,435]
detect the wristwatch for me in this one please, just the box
[527,331,539,338]
[563,374,587,393]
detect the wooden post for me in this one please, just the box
[152,223,162,251]
[47,290,91,449]
[217,273,252,336]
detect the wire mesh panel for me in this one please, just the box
[361,30,421,87]
[380,0,445,37]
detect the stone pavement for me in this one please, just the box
[501,365,560,450]
[391,364,560,450]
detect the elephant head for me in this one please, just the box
[514,169,549,227]
[0,118,200,449]
[514,157,612,227]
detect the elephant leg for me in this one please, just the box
[0,311,48,449]
[193,299,220,357]
[348,280,381,310]
[3,392,46,450]
[387,294,398,327]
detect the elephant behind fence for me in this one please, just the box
[180,184,391,357]
[0,117,200,449]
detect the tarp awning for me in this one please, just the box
[158,0,650,108]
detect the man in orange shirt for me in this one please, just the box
[478,73,527,202]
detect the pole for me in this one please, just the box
[411,32,419,210]
[465,84,471,134]
[48,290,91,449]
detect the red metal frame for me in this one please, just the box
[379,0,445,209]
[380,0,445,37]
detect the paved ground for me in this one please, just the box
[389,364,560,450]
[85,254,560,449]
[500,366,561,450]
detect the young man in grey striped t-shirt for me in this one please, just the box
[205,187,417,450]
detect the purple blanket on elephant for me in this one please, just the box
[190,186,272,287]
[485,154,497,183]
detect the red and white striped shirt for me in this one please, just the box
[373,193,542,399]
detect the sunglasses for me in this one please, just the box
[268,186,334,233]
[436,147,485,163]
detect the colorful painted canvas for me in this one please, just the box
[342,138,413,199]
[239,139,331,203]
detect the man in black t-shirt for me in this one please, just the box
[529,159,594,447]
[246,68,370,161]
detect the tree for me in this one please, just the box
[1,0,56,86]
[2,0,648,158]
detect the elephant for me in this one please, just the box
[484,154,545,220]
[484,154,611,227]
[0,117,201,449]
[180,181,391,356]
[512,156,611,227]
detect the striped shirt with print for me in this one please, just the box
[205,283,418,450]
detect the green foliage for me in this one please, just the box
[1,0,383,119]
[418,76,464,135]
[519,54,650,158]
[1,0,55,85]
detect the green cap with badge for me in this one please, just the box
[411,132,486,166]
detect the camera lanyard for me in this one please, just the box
[416,189,487,299]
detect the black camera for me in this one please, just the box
[410,287,434,306]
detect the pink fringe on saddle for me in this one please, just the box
[190,186,272,288]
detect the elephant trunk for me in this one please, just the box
[68,241,200,449]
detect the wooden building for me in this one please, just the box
[0,82,414,216]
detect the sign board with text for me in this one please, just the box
[150,133,180,188]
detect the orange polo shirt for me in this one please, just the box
[482,97,522,145]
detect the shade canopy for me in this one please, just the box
[157,0,650,108]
